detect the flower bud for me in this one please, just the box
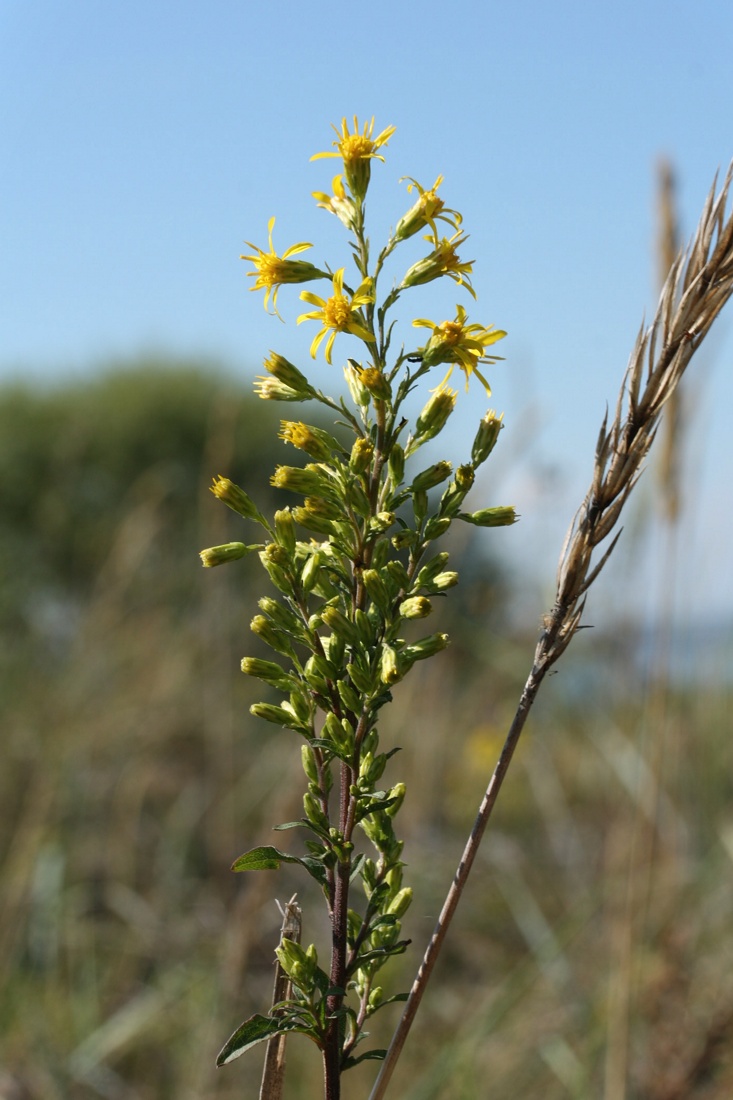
[262,351,314,397]
[379,644,402,685]
[250,702,299,728]
[369,511,396,533]
[362,568,392,614]
[398,596,432,619]
[274,508,297,554]
[350,437,374,473]
[388,443,405,486]
[458,506,518,527]
[423,516,451,540]
[387,887,413,917]
[358,366,392,401]
[344,360,371,406]
[391,528,417,550]
[209,477,264,523]
[199,542,252,567]
[320,605,362,647]
[240,657,292,689]
[414,387,457,442]
[401,633,450,665]
[411,460,453,492]
[279,420,341,462]
[472,410,504,466]
[271,464,328,497]
[383,783,405,818]
[250,614,297,658]
[254,377,303,401]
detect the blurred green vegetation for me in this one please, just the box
[1,360,732,1099]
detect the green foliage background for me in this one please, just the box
[1,360,732,1099]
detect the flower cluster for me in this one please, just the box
[204,116,515,1092]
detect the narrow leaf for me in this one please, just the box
[231,845,328,886]
[216,1014,283,1066]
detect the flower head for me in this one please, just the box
[412,305,506,394]
[241,217,328,317]
[311,116,396,202]
[400,231,476,298]
[297,268,375,364]
[312,174,358,230]
[393,176,462,243]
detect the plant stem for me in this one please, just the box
[367,663,546,1100]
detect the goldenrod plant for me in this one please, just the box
[202,118,733,1100]
[201,116,512,1099]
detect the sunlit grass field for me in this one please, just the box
[2,364,731,1099]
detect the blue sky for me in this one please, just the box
[3,0,732,632]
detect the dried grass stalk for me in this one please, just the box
[369,160,733,1100]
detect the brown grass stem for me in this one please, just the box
[369,160,733,1100]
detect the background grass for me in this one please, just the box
[1,361,731,1099]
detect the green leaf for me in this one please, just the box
[341,1048,388,1070]
[231,845,328,887]
[216,1014,284,1066]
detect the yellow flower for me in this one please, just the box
[311,116,396,202]
[393,176,462,243]
[400,231,476,298]
[312,174,358,230]
[412,305,506,395]
[241,217,327,317]
[297,268,375,364]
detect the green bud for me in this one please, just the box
[274,508,297,554]
[388,887,413,918]
[301,549,322,592]
[412,460,453,492]
[262,352,314,398]
[254,377,306,401]
[199,542,253,567]
[258,597,302,635]
[350,437,374,474]
[432,570,459,590]
[344,360,371,406]
[380,644,402,685]
[385,782,406,817]
[362,568,392,614]
[259,545,292,594]
[271,464,327,496]
[412,489,429,525]
[399,596,432,620]
[279,420,341,461]
[401,633,450,666]
[209,477,265,523]
[385,560,410,589]
[458,506,518,527]
[355,608,376,645]
[388,443,405,486]
[368,987,384,1012]
[471,410,504,466]
[240,657,293,689]
[358,366,392,401]
[424,516,451,540]
[369,511,396,533]
[301,744,320,784]
[337,678,362,714]
[347,660,373,696]
[250,702,301,730]
[414,387,457,442]
[304,791,330,832]
[391,528,417,550]
[414,553,450,588]
[250,614,297,658]
[320,605,362,647]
